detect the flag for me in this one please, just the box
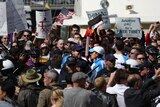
[54,7,74,25]
[84,28,94,37]
[88,15,103,29]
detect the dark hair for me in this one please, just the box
[65,75,73,85]
[115,40,124,51]
[74,33,82,40]
[127,74,141,87]
[23,30,32,36]
[0,80,15,98]
[98,54,103,58]
[50,54,62,69]
[71,24,80,31]
[114,69,128,84]
[106,29,115,36]
[30,48,41,57]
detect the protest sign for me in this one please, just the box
[86,8,111,30]
[0,0,27,36]
[11,0,28,32]
[115,17,142,38]
[0,2,10,35]
[36,10,52,39]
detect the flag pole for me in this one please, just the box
[85,36,90,60]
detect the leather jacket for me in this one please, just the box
[93,89,118,107]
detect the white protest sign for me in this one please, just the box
[115,17,142,38]
[11,0,28,32]
[86,8,111,30]
[36,10,52,39]
[0,2,8,35]
[0,1,14,35]
[0,0,27,36]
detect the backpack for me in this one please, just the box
[27,87,43,107]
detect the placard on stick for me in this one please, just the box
[36,10,52,39]
[115,17,142,39]
[86,8,111,30]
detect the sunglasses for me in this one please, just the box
[137,58,145,60]
[23,35,30,37]
[41,47,48,50]
[4,38,9,39]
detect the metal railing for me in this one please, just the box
[23,0,74,10]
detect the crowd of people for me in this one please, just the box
[0,23,160,107]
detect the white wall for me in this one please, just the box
[64,0,160,25]
[108,0,160,23]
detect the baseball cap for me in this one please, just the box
[71,44,84,52]
[146,45,158,55]
[137,61,151,70]
[66,56,77,65]
[72,72,88,82]
[126,59,139,68]
[89,46,105,55]
[105,54,117,62]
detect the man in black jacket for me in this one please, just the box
[124,68,160,107]
[92,77,118,107]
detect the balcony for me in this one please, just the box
[23,0,74,10]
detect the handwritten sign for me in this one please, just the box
[115,17,142,38]
[36,10,52,39]
[86,8,111,30]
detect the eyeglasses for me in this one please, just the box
[23,35,30,37]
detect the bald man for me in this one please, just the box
[124,69,160,107]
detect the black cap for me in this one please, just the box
[146,45,158,55]
[137,61,151,70]
[66,56,77,65]
[105,54,117,62]
[71,44,84,52]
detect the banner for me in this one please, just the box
[115,17,142,38]
[86,8,111,30]
[36,10,52,39]
[0,0,27,35]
